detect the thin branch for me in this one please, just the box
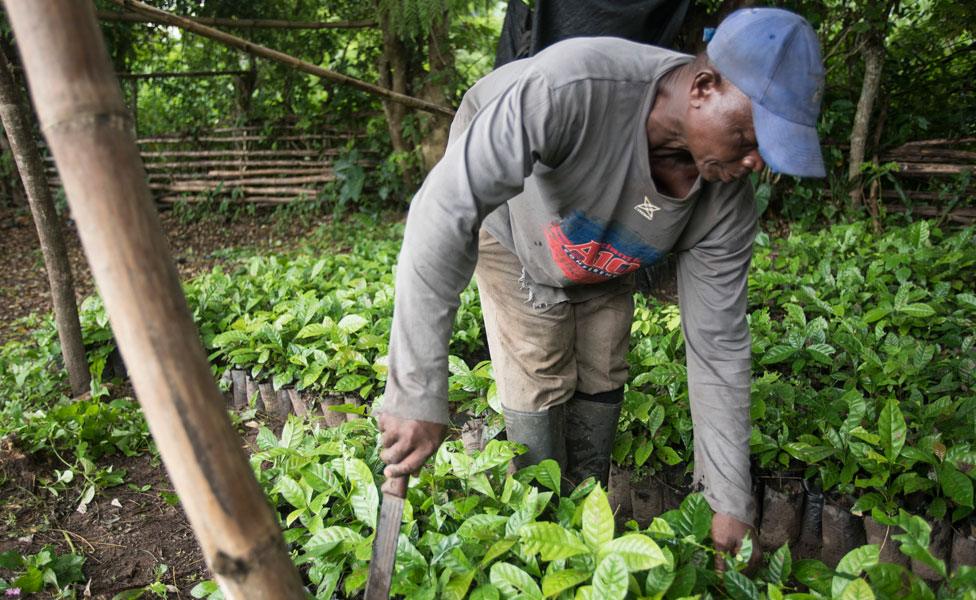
[97,10,376,30]
[110,0,455,118]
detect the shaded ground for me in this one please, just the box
[0,403,277,598]
[0,201,325,596]
[0,203,325,344]
[1,441,207,597]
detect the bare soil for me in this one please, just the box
[1,438,207,597]
[0,406,277,598]
[0,200,320,596]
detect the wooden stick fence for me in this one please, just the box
[40,125,374,205]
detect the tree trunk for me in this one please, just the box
[419,11,454,172]
[0,45,90,396]
[377,8,411,157]
[2,1,305,596]
[848,37,885,207]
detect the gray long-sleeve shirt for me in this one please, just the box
[380,38,757,521]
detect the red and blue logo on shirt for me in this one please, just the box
[545,211,662,284]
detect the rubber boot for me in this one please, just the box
[565,389,624,488]
[503,403,566,471]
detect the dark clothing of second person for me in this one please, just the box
[494,0,691,68]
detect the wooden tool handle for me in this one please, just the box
[381,475,408,498]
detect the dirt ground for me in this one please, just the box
[0,404,279,598]
[1,443,207,597]
[0,200,325,596]
[0,203,325,344]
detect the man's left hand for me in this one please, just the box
[711,512,761,574]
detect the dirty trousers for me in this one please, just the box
[474,229,633,411]
[474,229,756,524]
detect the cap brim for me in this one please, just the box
[752,101,825,178]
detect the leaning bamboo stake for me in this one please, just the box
[0,43,90,396]
[111,0,455,118]
[2,2,305,597]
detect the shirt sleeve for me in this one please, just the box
[676,180,758,524]
[379,69,575,424]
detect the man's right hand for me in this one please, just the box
[377,412,448,479]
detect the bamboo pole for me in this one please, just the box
[140,148,321,158]
[97,10,377,30]
[149,183,319,195]
[153,174,335,186]
[110,0,455,118]
[0,44,90,397]
[158,195,308,205]
[2,2,305,597]
[48,159,347,170]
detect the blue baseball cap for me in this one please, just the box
[707,8,826,178]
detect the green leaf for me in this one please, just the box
[338,314,369,334]
[656,446,682,466]
[279,418,303,450]
[473,441,518,474]
[346,458,379,528]
[667,493,713,542]
[276,475,306,509]
[469,585,501,600]
[794,559,833,594]
[634,440,654,468]
[296,323,332,339]
[724,569,760,600]
[582,485,615,550]
[643,565,675,596]
[878,399,907,462]
[863,305,891,323]
[334,374,368,392]
[760,345,796,365]
[304,526,363,556]
[599,534,666,571]
[541,569,591,597]
[940,465,974,508]
[850,493,884,516]
[783,442,836,464]
[832,545,879,597]
[0,551,24,570]
[592,554,628,600]
[189,581,219,598]
[766,543,792,585]
[899,303,935,318]
[458,514,509,541]
[534,459,562,494]
[519,522,590,561]
[13,566,44,593]
[479,538,517,568]
[489,562,542,599]
[891,514,946,579]
[255,426,277,451]
[443,571,475,600]
[211,330,248,347]
[806,342,836,364]
[838,578,875,600]
[957,292,976,310]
